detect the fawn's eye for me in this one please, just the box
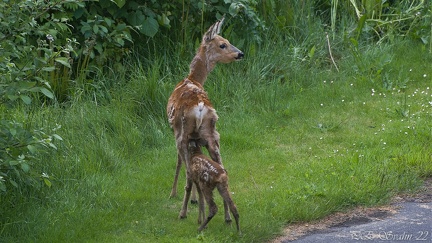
[219,43,227,49]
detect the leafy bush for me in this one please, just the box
[0,118,61,192]
[0,0,70,194]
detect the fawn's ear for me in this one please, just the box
[188,140,198,148]
[203,16,225,42]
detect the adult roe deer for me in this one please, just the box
[166,16,243,221]
[179,140,240,232]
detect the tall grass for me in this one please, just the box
[2,20,432,243]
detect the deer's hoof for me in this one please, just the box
[225,218,232,224]
[190,199,198,204]
[179,212,187,219]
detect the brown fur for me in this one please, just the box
[179,140,240,232]
[166,17,243,222]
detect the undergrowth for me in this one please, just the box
[1,36,432,243]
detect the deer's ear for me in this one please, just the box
[203,16,225,42]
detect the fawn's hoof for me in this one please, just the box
[198,225,207,232]
[225,218,232,224]
[190,199,198,204]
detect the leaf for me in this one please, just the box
[308,45,316,59]
[43,178,52,188]
[115,37,125,46]
[7,95,18,101]
[80,24,91,34]
[112,0,126,8]
[20,95,32,105]
[0,182,6,192]
[10,180,18,188]
[350,38,358,48]
[127,10,145,26]
[40,87,54,99]
[18,81,37,89]
[141,17,159,37]
[104,17,112,27]
[49,143,58,150]
[158,13,170,28]
[27,144,37,154]
[100,25,108,33]
[93,24,99,34]
[9,160,19,166]
[10,128,17,136]
[53,134,63,141]
[356,14,367,39]
[21,162,30,173]
[42,66,55,72]
[55,57,71,68]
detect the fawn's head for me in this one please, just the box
[188,139,203,155]
[202,16,244,64]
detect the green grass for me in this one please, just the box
[1,39,432,242]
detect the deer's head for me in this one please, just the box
[202,17,244,64]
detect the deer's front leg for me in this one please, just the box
[179,176,193,219]
[170,153,182,198]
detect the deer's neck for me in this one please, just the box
[188,46,216,85]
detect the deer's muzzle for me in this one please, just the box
[236,52,244,60]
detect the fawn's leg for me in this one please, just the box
[191,184,198,204]
[196,184,205,224]
[198,189,218,232]
[202,132,232,223]
[218,184,240,232]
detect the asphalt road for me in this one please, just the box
[288,201,432,243]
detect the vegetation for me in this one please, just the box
[1,0,431,242]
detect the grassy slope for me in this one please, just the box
[1,40,431,242]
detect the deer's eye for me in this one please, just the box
[219,43,227,49]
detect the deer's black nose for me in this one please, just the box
[236,52,244,59]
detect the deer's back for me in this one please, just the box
[167,79,217,131]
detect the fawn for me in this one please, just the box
[179,139,240,232]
